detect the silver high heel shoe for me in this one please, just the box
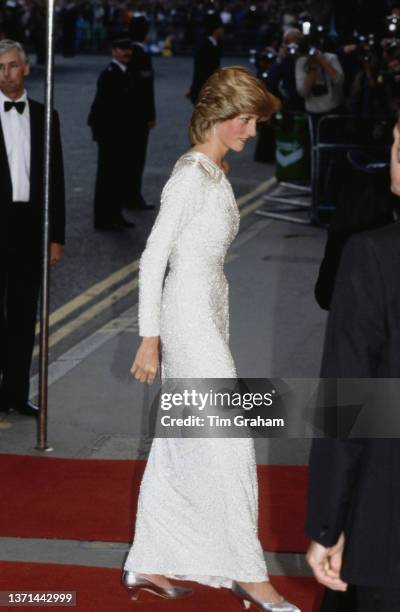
[232,582,301,611]
[122,571,193,600]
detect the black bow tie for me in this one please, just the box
[4,100,26,114]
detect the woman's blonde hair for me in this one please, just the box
[189,66,280,145]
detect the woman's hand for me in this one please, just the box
[130,337,160,384]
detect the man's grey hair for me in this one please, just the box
[0,39,29,64]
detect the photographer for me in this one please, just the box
[266,28,304,112]
[347,38,391,136]
[295,37,345,219]
[295,42,344,116]
[381,40,400,115]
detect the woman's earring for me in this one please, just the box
[212,124,217,136]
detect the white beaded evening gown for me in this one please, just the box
[124,150,268,588]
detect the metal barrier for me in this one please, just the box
[257,113,392,226]
[256,111,312,226]
[309,113,391,225]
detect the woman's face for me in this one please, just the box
[216,114,259,152]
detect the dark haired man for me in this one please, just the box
[187,13,224,105]
[306,127,400,611]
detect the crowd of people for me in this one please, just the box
[0,0,321,59]
[1,2,400,611]
[246,1,400,228]
[258,6,400,126]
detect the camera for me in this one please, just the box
[385,38,400,52]
[262,47,278,62]
[386,14,400,36]
[355,33,376,63]
[250,47,277,80]
[287,42,299,56]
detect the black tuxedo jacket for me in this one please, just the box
[88,61,142,143]
[189,37,221,104]
[306,223,400,588]
[128,44,156,125]
[0,97,65,250]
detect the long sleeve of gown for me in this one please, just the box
[138,164,204,337]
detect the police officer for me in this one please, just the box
[88,35,136,230]
[125,15,156,211]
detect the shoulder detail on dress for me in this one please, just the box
[173,151,224,183]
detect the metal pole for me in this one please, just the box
[37,0,55,451]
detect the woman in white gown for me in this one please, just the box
[122,67,301,612]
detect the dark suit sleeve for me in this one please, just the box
[49,110,66,245]
[189,49,205,104]
[189,42,220,104]
[306,438,364,547]
[306,234,386,547]
[87,71,114,141]
[129,49,156,123]
[146,55,156,123]
[321,234,386,378]
[314,232,350,311]
[265,61,284,98]
[140,52,156,123]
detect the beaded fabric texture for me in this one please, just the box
[124,150,268,588]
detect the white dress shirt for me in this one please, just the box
[0,89,30,202]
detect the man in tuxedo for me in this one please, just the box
[125,15,155,211]
[88,35,136,230]
[0,39,65,417]
[306,127,400,610]
[187,13,224,105]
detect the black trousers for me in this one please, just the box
[319,585,357,611]
[93,140,131,227]
[129,127,149,206]
[94,128,150,224]
[357,586,400,611]
[319,585,400,612]
[0,204,41,409]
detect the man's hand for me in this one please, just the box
[306,533,348,591]
[50,242,64,267]
[343,44,357,55]
[315,51,339,79]
[391,123,400,196]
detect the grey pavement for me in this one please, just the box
[0,54,328,577]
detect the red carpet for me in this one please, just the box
[0,562,323,612]
[0,454,309,552]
